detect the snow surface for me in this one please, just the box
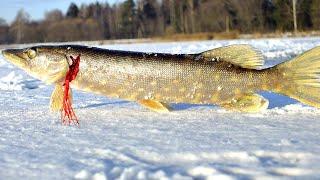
[1,37,320,179]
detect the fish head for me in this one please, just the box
[2,46,70,84]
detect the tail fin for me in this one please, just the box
[275,46,320,108]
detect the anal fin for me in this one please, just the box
[220,93,269,113]
[138,100,171,113]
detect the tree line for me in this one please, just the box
[0,0,320,44]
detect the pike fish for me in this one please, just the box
[2,45,320,121]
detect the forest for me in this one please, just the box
[0,0,319,44]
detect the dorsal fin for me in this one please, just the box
[201,44,264,69]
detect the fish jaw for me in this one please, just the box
[2,49,29,69]
[2,47,70,85]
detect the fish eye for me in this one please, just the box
[27,48,37,59]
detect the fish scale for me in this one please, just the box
[66,46,266,104]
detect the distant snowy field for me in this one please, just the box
[1,37,320,179]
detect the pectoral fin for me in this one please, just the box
[50,84,64,111]
[50,85,73,112]
[138,100,171,112]
[220,93,269,113]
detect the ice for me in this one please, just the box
[0,37,320,179]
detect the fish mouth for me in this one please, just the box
[2,48,28,68]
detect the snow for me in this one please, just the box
[1,37,320,179]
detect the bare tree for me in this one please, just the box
[45,9,64,22]
[293,0,298,34]
[10,9,30,43]
[311,0,320,30]
[0,17,7,26]
[0,17,9,44]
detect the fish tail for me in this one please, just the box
[272,46,320,108]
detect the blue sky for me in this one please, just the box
[0,0,120,24]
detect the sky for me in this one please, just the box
[0,0,120,24]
